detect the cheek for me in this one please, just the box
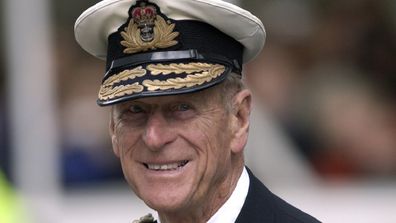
[196,113,231,150]
[114,125,142,158]
[113,128,143,191]
[192,116,232,174]
[189,131,232,202]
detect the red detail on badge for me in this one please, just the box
[132,2,157,26]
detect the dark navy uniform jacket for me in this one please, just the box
[148,168,320,223]
[235,168,321,223]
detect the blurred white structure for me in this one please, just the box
[4,0,61,222]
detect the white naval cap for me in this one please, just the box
[75,0,265,62]
[74,0,266,106]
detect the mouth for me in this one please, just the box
[144,160,189,171]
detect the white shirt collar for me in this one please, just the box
[156,167,250,223]
[206,167,250,223]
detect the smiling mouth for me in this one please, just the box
[144,160,189,171]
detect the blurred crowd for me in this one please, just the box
[244,0,396,179]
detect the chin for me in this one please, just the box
[140,189,193,213]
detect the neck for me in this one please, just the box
[158,160,244,223]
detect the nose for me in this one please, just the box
[142,111,176,151]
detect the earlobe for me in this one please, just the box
[230,89,252,154]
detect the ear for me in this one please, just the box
[109,109,120,158]
[229,89,252,154]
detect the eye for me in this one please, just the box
[114,103,149,126]
[170,103,193,112]
[175,103,191,111]
[129,104,145,113]
[169,102,196,120]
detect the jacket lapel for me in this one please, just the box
[235,167,276,223]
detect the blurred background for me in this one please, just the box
[0,0,395,222]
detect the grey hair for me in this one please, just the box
[204,72,246,112]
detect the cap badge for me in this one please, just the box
[121,1,179,54]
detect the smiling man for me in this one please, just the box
[74,0,320,222]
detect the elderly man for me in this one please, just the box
[75,0,320,222]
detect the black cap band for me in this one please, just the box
[104,49,241,82]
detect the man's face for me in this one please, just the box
[110,88,247,213]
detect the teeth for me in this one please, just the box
[146,161,188,171]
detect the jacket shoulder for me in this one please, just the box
[236,168,321,223]
[271,191,321,223]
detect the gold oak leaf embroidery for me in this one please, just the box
[121,15,179,54]
[98,66,146,100]
[147,63,218,75]
[143,63,226,91]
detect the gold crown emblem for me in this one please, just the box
[121,1,179,54]
[132,2,157,27]
[131,2,157,42]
